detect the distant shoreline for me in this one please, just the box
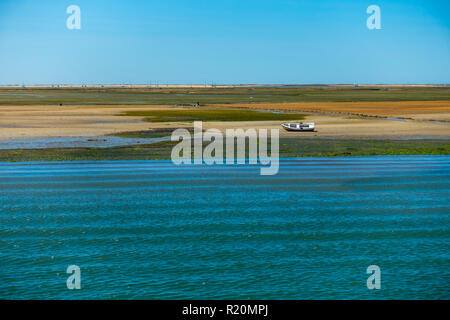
[0,84,449,89]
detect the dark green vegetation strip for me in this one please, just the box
[0,141,175,162]
[119,109,305,122]
[277,139,450,157]
[1,139,448,162]
[108,128,194,138]
[0,86,449,105]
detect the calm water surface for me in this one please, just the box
[0,156,449,299]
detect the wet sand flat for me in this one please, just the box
[201,116,450,139]
[0,105,175,140]
[0,102,449,141]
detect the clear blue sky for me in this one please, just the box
[0,0,449,84]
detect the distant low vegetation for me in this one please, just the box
[108,128,192,138]
[118,109,305,122]
[0,86,448,105]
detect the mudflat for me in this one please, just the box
[218,100,450,121]
[0,101,448,140]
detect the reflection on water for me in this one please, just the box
[0,156,449,299]
[385,117,406,122]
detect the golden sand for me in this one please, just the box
[0,102,448,140]
[216,101,450,121]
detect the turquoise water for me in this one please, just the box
[0,156,449,299]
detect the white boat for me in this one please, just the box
[281,122,315,132]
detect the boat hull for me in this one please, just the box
[282,123,315,132]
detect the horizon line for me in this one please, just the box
[0,83,449,88]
